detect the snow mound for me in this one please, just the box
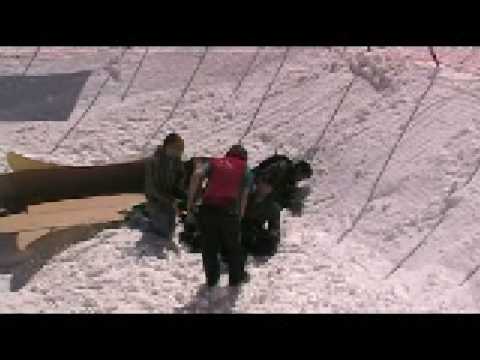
[349,51,404,92]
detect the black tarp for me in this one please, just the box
[0,70,91,122]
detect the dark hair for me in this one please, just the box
[226,144,248,161]
[294,160,313,179]
[163,133,184,149]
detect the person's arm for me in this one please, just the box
[267,203,281,241]
[187,162,208,213]
[239,189,249,219]
[240,170,254,219]
[172,163,187,201]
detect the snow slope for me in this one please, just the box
[1,46,480,312]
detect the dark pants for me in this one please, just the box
[242,225,279,257]
[198,206,245,287]
[146,199,176,241]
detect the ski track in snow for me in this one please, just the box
[1,47,480,312]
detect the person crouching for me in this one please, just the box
[144,133,186,243]
[242,174,282,257]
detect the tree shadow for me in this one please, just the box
[5,220,122,292]
[173,284,241,314]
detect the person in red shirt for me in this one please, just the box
[186,144,254,289]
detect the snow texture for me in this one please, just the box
[1,46,480,312]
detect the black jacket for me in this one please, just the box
[252,154,298,208]
[242,192,281,241]
[253,155,295,186]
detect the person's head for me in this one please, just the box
[293,160,313,182]
[226,144,248,161]
[163,133,184,158]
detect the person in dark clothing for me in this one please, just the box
[242,174,282,257]
[252,154,313,211]
[144,133,186,242]
[186,145,254,289]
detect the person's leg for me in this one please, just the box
[239,227,254,272]
[219,243,228,264]
[191,231,203,253]
[199,208,221,287]
[166,202,177,242]
[221,216,245,286]
[146,201,171,239]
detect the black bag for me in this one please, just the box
[178,210,202,253]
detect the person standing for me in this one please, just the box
[186,145,253,290]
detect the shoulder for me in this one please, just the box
[245,167,254,180]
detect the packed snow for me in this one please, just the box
[1,46,480,313]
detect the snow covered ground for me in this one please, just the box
[1,46,480,312]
